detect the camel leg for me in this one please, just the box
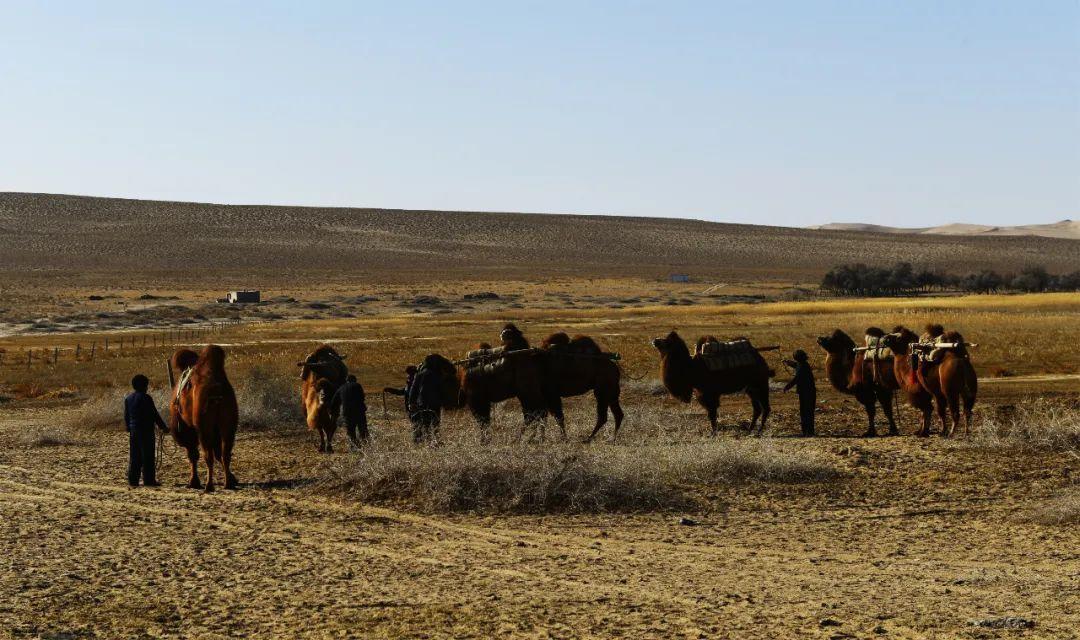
[915,394,933,437]
[756,389,770,436]
[946,391,962,439]
[862,398,878,438]
[610,397,624,442]
[548,395,567,441]
[222,434,237,490]
[747,390,761,435]
[317,428,326,453]
[584,390,609,443]
[877,389,898,436]
[963,394,976,436]
[185,443,202,490]
[471,401,492,444]
[932,391,949,437]
[203,444,215,493]
[705,400,719,436]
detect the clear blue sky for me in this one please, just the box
[1,1,1077,227]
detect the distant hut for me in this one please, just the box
[225,290,260,304]
[669,274,690,283]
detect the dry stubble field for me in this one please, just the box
[1,289,1078,639]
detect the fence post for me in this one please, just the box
[76,344,81,360]
[53,347,59,364]
[90,343,96,361]
[27,350,32,368]
[104,337,109,352]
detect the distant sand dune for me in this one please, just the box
[812,219,1080,240]
[2,192,1078,283]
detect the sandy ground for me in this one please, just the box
[1,403,1076,640]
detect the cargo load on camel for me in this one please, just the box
[913,333,977,364]
[696,338,761,371]
[857,334,893,361]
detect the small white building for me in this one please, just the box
[226,290,260,304]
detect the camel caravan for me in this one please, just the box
[154,321,978,491]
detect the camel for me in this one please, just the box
[298,344,349,452]
[169,345,239,492]
[538,332,624,442]
[457,324,548,439]
[816,328,898,437]
[652,331,772,435]
[882,327,977,437]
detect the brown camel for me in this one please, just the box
[457,324,548,439]
[538,332,624,442]
[652,331,772,435]
[297,344,348,452]
[873,326,937,437]
[883,327,977,437]
[816,328,898,437]
[169,345,239,492]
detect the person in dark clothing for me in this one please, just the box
[382,365,418,414]
[408,358,444,444]
[124,374,168,487]
[783,350,817,437]
[332,374,369,446]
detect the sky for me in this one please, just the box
[1,1,1077,228]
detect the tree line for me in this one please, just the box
[820,262,1080,296]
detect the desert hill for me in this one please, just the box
[2,192,1078,283]
[812,219,1080,240]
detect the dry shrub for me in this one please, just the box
[957,400,1080,453]
[235,366,303,430]
[316,408,843,513]
[1030,492,1080,525]
[19,426,78,447]
[64,387,169,431]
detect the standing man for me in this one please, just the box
[382,365,418,414]
[783,350,816,437]
[124,374,168,487]
[332,374,369,446]
[408,357,444,444]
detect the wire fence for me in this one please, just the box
[0,318,246,369]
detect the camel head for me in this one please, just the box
[651,330,691,360]
[816,329,855,355]
[419,353,463,410]
[652,331,693,402]
[500,323,528,349]
[882,326,919,355]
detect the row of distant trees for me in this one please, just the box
[821,262,1080,296]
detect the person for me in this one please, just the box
[382,365,418,413]
[332,374,369,446]
[783,350,816,437]
[124,374,168,487]
[408,357,444,444]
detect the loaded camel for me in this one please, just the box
[882,326,977,437]
[652,331,773,435]
[816,328,898,437]
[298,344,349,452]
[538,332,624,442]
[168,345,239,491]
[457,324,549,439]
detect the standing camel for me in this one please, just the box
[169,345,239,491]
[816,329,898,437]
[652,331,772,435]
[297,344,348,452]
[457,324,548,439]
[883,328,977,437]
[538,332,624,442]
[876,326,936,437]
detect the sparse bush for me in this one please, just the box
[19,426,78,447]
[955,400,1080,453]
[1030,492,1079,525]
[65,387,169,431]
[235,366,303,430]
[315,409,843,513]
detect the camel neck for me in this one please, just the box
[824,353,854,393]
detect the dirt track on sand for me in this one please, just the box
[1,407,1076,639]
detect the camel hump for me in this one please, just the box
[541,332,571,348]
[199,344,227,372]
[171,348,199,372]
[865,327,885,338]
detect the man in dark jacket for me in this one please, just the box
[783,350,816,437]
[332,374,368,446]
[382,365,418,414]
[124,374,167,487]
[408,358,444,444]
